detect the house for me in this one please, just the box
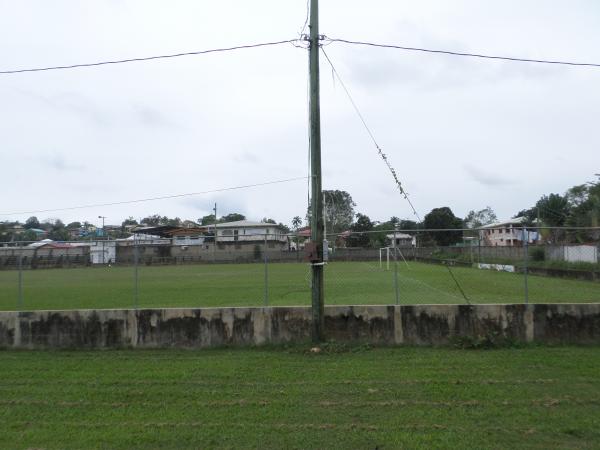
[478,217,539,247]
[385,232,416,248]
[27,239,89,260]
[208,220,288,250]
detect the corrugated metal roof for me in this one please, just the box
[210,220,275,228]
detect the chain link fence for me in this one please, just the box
[1,227,599,311]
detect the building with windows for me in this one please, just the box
[478,217,539,247]
[207,220,288,249]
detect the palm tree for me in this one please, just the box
[291,216,303,254]
[292,216,302,230]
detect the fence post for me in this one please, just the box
[134,235,139,309]
[264,233,269,306]
[523,230,529,304]
[393,229,399,305]
[18,246,23,310]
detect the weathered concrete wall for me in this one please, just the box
[0,304,599,349]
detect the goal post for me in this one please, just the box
[379,247,391,270]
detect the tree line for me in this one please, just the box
[1,175,597,245]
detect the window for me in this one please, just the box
[221,230,233,236]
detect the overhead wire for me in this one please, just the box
[325,37,600,68]
[0,176,309,216]
[0,39,299,74]
[320,46,422,222]
[2,35,600,75]
[298,0,310,38]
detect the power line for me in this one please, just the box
[320,47,422,222]
[0,176,309,216]
[298,0,310,37]
[326,37,600,68]
[0,39,298,74]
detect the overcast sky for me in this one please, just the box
[1,0,599,229]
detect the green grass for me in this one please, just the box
[0,261,598,311]
[1,346,600,449]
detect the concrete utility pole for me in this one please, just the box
[213,202,217,262]
[309,0,325,342]
[98,215,106,264]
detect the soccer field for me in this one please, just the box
[0,261,598,311]
[1,346,599,449]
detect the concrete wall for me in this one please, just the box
[1,304,599,349]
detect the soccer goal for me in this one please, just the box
[380,246,410,270]
[379,247,391,270]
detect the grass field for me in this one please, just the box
[1,346,599,449]
[0,261,599,311]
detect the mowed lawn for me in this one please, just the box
[1,346,600,449]
[0,261,598,311]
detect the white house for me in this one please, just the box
[385,232,416,248]
[208,220,288,246]
[479,217,539,247]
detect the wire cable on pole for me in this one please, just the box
[320,47,422,222]
[0,176,309,216]
[325,37,600,68]
[0,39,299,74]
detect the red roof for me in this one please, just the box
[298,227,311,237]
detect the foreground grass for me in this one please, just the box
[1,346,599,449]
[0,261,598,311]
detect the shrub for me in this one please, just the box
[530,247,545,262]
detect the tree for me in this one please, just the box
[372,216,401,248]
[121,217,138,229]
[306,190,356,233]
[423,207,463,246]
[220,213,246,223]
[199,214,216,225]
[141,215,180,226]
[464,206,497,228]
[536,194,569,227]
[399,219,418,230]
[16,229,38,242]
[66,221,82,230]
[565,176,600,240]
[346,213,374,248]
[261,218,277,224]
[291,216,302,230]
[141,214,162,226]
[24,216,40,229]
[163,217,182,227]
[48,228,69,241]
[0,222,8,242]
[513,207,537,226]
[48,219,68,241]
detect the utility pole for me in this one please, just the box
[98,215,106,264]
[213,203,217,262]
[309,0,325,342]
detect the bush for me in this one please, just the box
[530,247,545,262]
